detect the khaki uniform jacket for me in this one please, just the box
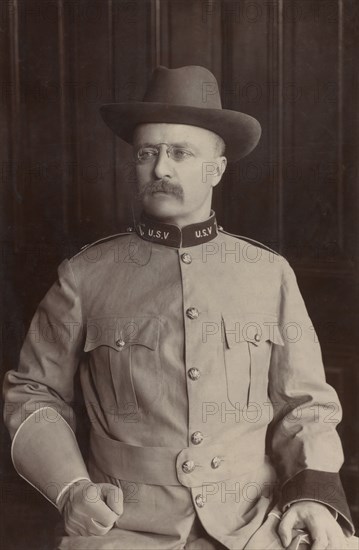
[3,212,355,549]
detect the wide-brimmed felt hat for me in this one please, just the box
[100,65,261,161]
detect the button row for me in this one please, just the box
[186,307,199,320]
[182,460,195,473]
[195,494,205,508]
[188,367,200,381]
[191,431,203,445]
[182,456,223,474]
[181,252,192,264]
[211,456,222,469]
[115,338,126,349]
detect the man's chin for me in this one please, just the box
[142,195,182,220]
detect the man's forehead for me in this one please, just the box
[133,122,218,144]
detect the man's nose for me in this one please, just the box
[153,149,172,179]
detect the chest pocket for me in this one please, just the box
[222,314,284,408]
[84,316,161,414]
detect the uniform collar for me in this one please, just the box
[135,210,218,248]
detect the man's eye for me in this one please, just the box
[171,148,193,160]
[137,149,157,161]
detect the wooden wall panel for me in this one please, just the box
[159,0,222,80]
[6,0,23,249]
[0,0,11,244]
[341,0,359,268]
[16,0,65,244]
[8,1,76,320]
[282,0,341,263]
[69,0,118,242]
[219,0,281,243]
[112,0,154,227]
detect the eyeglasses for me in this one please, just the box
[135,143,194,164]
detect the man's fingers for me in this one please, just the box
[89,498,118,528]
[325,522,347,550]
[278,510,296,548]
[306,518,328,550]
[64,500,117,536]
[61,481,121,536]
[88,518,113,536]
[311,537,328,550]
[279,502,348,550]
[65,513,88,537]
[101,483,124,516]
[327,536,346,550]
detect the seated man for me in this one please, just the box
[3,65,358,550]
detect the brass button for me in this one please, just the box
[188,368,200,381]
[115,338,126,349]
[254,333,261,342]
[182,460,195,474]
[195,494,205,508]
[181,252,192,264]
[191,431,204,445]
[186,307,199,320]
[211,456,222,469]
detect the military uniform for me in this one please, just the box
[3,212,357,549]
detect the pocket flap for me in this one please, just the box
[222,313,284,348]
[84,316,160,352]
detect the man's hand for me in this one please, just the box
[59,479,124,536]
[278,501,347,549]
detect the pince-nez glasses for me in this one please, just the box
[135,143,194,164]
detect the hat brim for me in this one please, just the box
[99,103,261,161]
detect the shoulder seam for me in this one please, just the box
[219,229,281,257]
[71,230,133,259]
[65,257,84,329]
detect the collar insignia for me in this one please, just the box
[136,211,218,248]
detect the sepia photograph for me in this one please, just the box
[1,1,358,549]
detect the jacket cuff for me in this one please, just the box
[55,476,92,511]
[279,469,355,536]
[11,407,90,507]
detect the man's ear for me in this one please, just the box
[212,156,227,187]
[219,156,227,176]
[202,157,227,186]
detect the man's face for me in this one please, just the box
[133,123,227,226]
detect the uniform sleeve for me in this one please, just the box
[268,258,355,536]
[2,258,90,507]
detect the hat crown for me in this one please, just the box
[99,64,261,160]
[143,65,222,110]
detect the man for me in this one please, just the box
[3,66,358,550]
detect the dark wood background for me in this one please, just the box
[1,1,358,548]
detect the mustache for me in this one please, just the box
[137,179,184,200]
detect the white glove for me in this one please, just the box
[58,479,124,536]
